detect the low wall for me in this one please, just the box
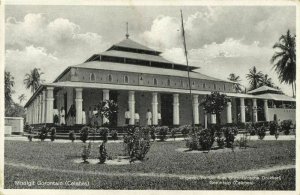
[268,108,295,124]
[5,126,12,136]
[5,117,24,135]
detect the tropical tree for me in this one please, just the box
[200,92,230,125]
[18,94,26,104]
[246,66,264,90]
[260,74,274,88]
[228,73,242,92]
[23,68,44,93]
[5,71,15,109]
[271,30,296,97]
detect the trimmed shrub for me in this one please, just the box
[69,130,76,142]
[269,121,278,135]
[257,126,266,140]
[281,120,292,135]
[223,127,235,148]
[180,125,190,139]
[110,129,118,141]
[80,126,89,143]
[150,127,156,141]
[198,128,214,150]
[82,142,92,163]
[98,142,107,164]
[156,126,169,141]
[215,128,225,149]
[50,127,56,142]
[99,127,109,142]
[123,126,151,162]
[39,126,48,141]
[186,134,199,150]
[170,128,177,140]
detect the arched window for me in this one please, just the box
[224,84,226,91]
[214,84,217,90]
[167,79,171,86]
[192,81,195,86]
[124,75,129,84]
[203,83,206,89]
[90,73,96,81]
[108,74,113,82]
[181,80,183,87]
[154,78,158,86]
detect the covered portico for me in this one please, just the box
[25,81,293,128]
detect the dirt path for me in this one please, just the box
[5,161,294,180]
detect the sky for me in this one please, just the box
[5,5,296,105]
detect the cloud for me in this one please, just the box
[5,46,61,104]
[5,13,111,104]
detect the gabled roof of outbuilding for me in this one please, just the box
[247,85,282,94]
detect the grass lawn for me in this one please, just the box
[4,139,295,190]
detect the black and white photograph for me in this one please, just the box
[2,0,297,192]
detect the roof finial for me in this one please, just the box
[126,22,129,39]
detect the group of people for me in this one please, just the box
[125,108,161,126]
[54,105,95,126]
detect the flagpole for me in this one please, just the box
[180,10,195,129]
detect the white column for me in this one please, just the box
[252,98,258,123]
[46,87,54,123]
[42,91,46,123]
[173,94,180,125]
[226,101,232,123]
[75,88,83,124]
[38,95,41,123]
[264,99,269,121]
[240,98,246,123]
[211,113,216,124]
[128,91,135,125]
[152,92,158,125]
[192,94,199,125]
[102,89,110,124]
[204,113,208,129]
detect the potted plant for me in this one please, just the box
[98,141,108,164]
[257,126,266,140]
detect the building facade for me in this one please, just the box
[24,37,296,127]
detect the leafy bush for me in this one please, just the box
[49,127,56,142]
[281,120,292,135]
[257,126,266,140]
[237,133,249,148]
[110,129,118,141]
[69,130,76,142]
[123,126,151,162]
[81,142,92,163]
[39,126,48,141]
[79,126,89,143]
[156,126,169,141]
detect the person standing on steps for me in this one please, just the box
[146,109,152,126]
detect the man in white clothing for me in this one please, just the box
[135,110,140,126]
[146,109,152,126]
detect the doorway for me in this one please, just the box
[161,94,173,126]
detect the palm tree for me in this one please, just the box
[23,68,44,93]
[18,94,26,104]
[260,74,274,88]
[228,73,242,92]
[271,30,296,97]
[5,71,15,108]
[246,66,264,90]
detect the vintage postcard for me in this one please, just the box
[1,0,298,194]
